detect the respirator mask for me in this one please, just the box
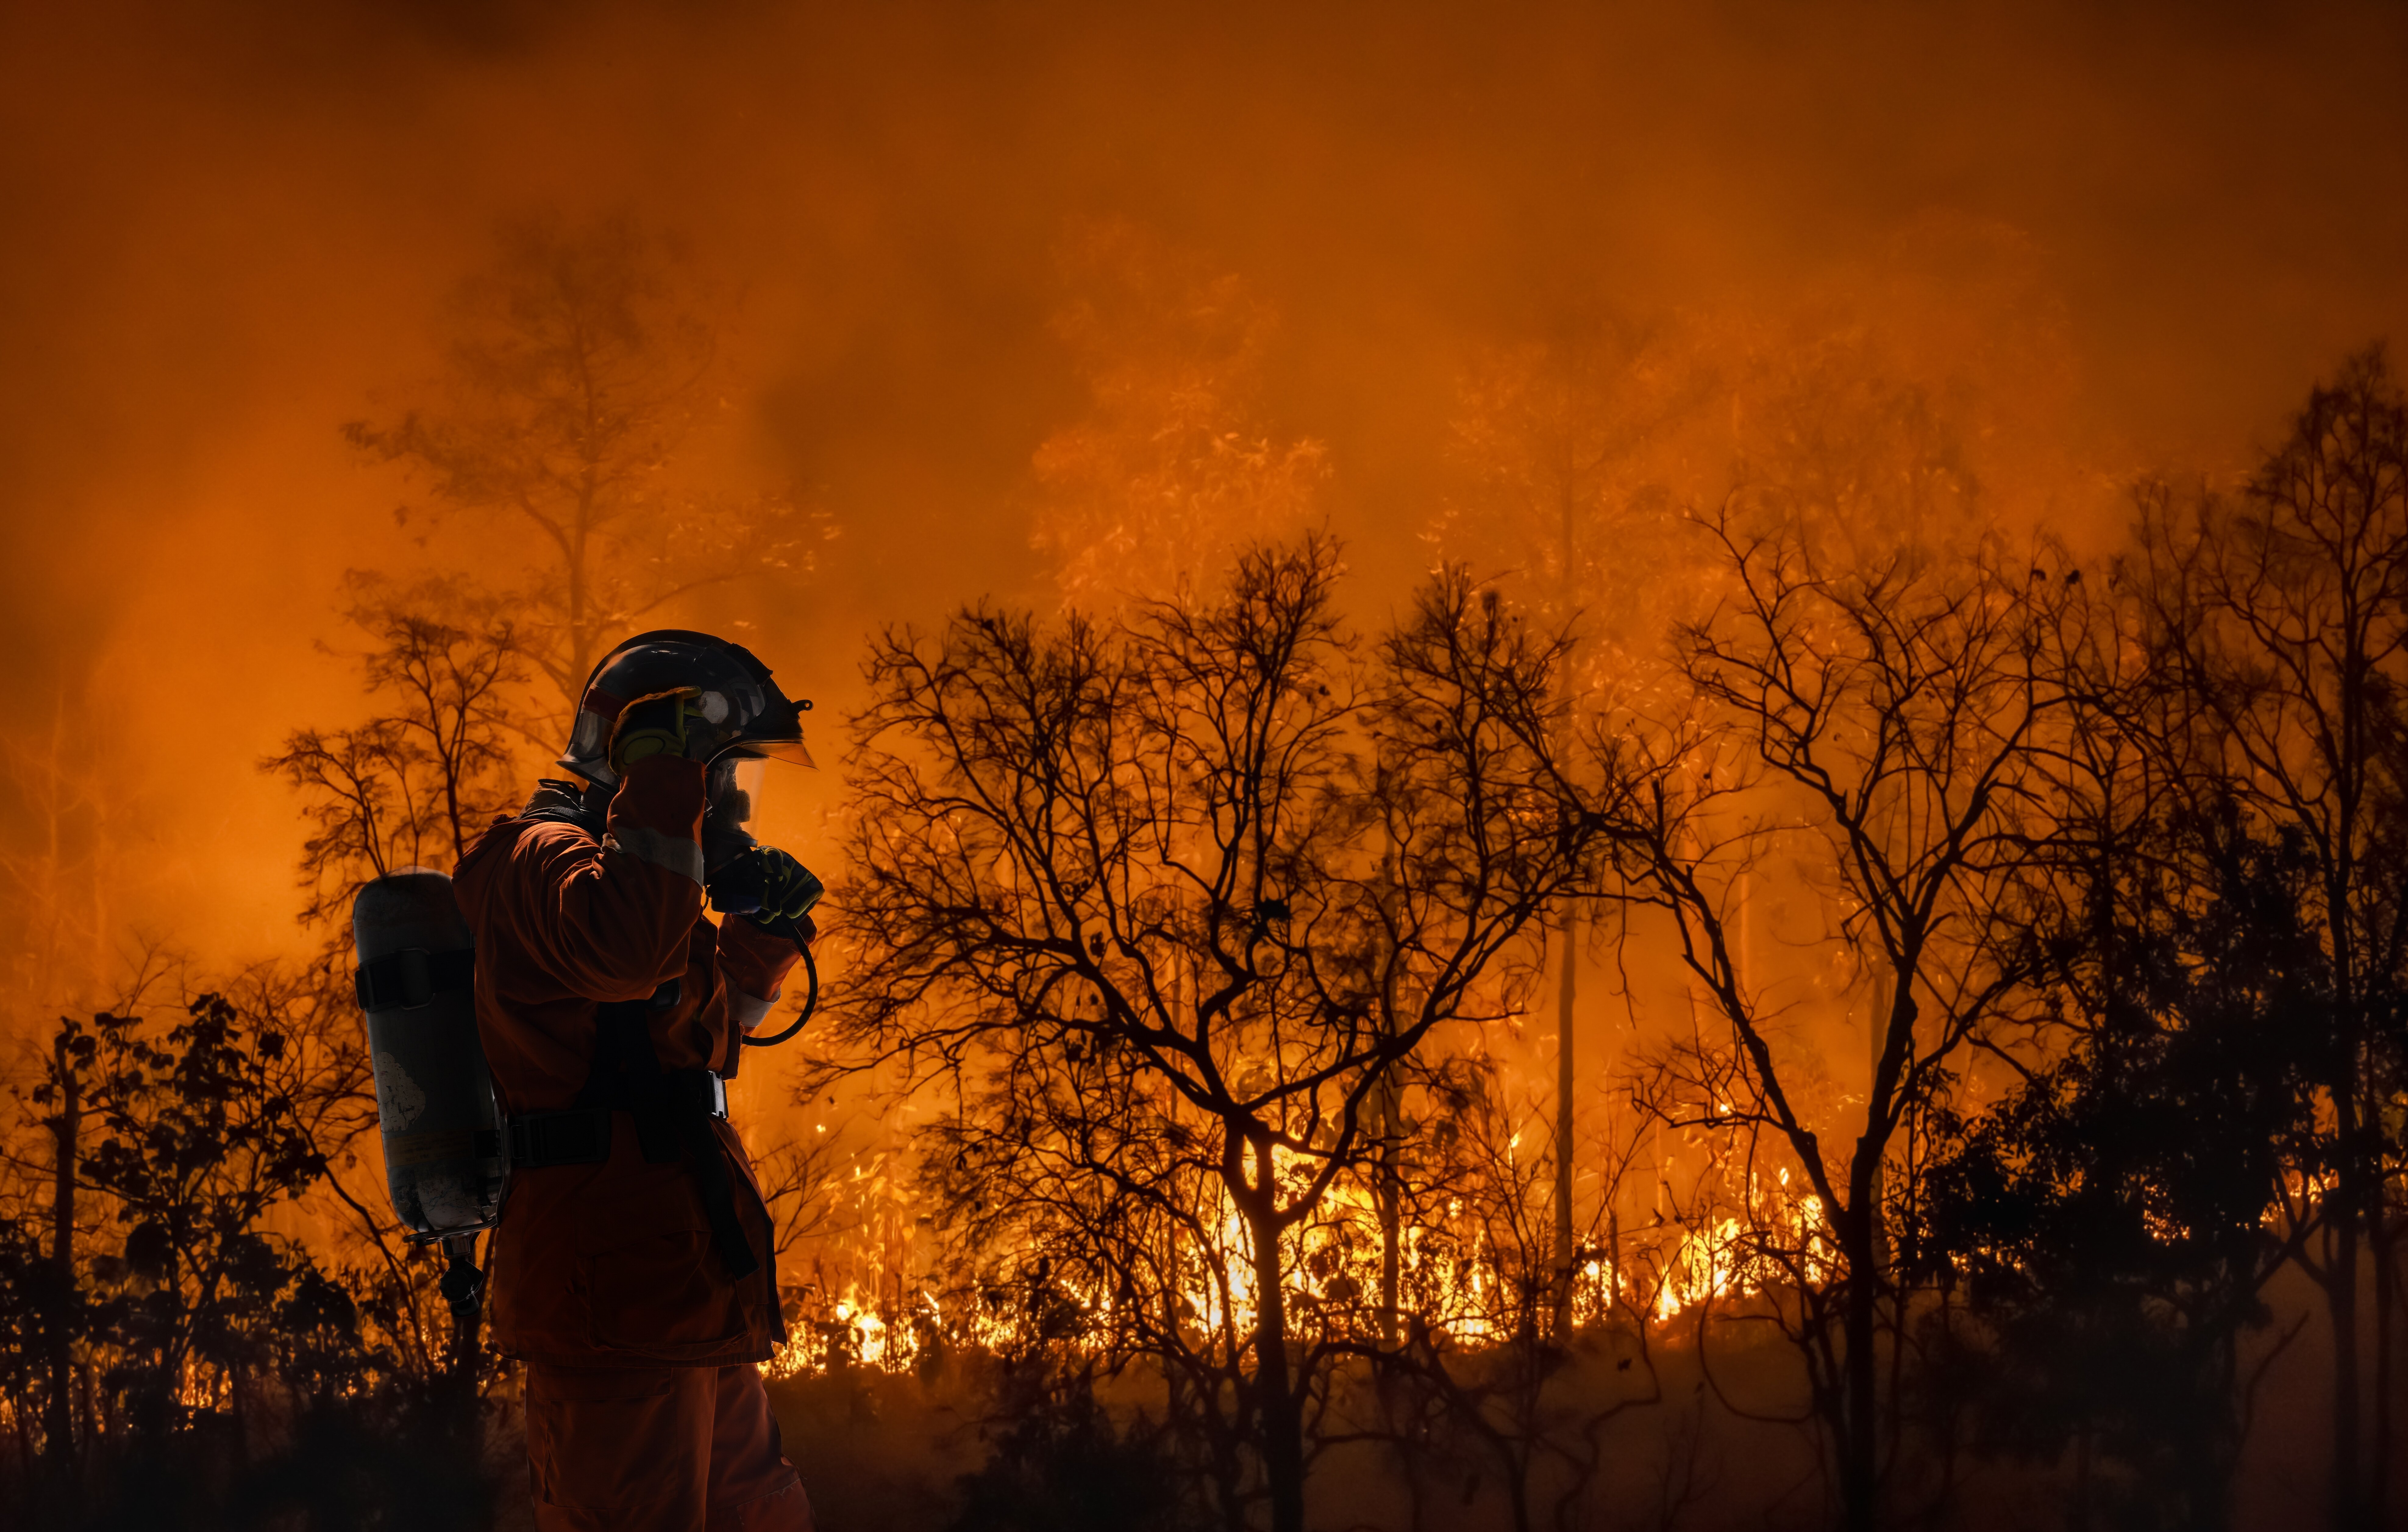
[703,754,770,881]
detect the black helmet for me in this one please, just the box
[558,630,813,787]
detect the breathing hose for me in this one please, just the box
[740,940,818,1048]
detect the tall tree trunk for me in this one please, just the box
[45,1034,79,1482]
[2374,1223,2394,1532]
[2332,1078,2367,1532]
[1247,1190,1307,1532]
[1378,1068,1402,1348]
[1840,1209,1880,1532]
[1379,841,1404,1349]
[2330,1215,2366,1532]
[1866,970,1892,1274]
[1552,906,1577,1337]
[1551,477,1580,1342]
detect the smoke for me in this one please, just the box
[0,0,2403,976]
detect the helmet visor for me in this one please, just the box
[704,756,769,848]
[722,735,817,770]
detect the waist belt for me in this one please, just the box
[509,1070,728,1169]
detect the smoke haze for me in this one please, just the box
[2,0,2404,975]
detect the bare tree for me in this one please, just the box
[1599,510,2093,1532]
[344,214,824,713]
[262,575,525,926]
[828,539,1599,1532]
[1327,1049,1666,1532]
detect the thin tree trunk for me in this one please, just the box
[1380,840,1403,1349]
[45,1035,79,1481]
[1552,906,1577,1337]
[2374,1222,2394,1532]
[1551,475,1580,1342]
[2332,1123,2366,1532]
[1503,1434,1533,1532]
[1378,1069,1402,1348]
[1866,970,1891,1274]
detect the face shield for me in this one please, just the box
[702,756,769,875]
[727,735,816,770]
[707,754,767,827]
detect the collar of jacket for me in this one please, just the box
[517,778,611,837]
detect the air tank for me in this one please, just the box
[352,869,507,1240]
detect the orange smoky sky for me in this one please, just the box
[1,0,2404,982]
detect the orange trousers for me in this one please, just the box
[523,1361,814,1531]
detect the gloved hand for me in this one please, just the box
[610,689,716,772]
[709,845,824,939]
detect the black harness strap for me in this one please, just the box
[356,947,477,1011]
[558,981,761,1281]
[508,1110,610,1168]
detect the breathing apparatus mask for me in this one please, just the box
[704,755,770,880]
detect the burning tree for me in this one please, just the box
[1600,512,2096,1532]
[1435,317,1709,1334]
[1029,220,1327,609]
[828,538,1602,1532]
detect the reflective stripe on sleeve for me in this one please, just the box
[730,986,781,1031]
[604,825,706,887]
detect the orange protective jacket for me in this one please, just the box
[453,756,802,1369]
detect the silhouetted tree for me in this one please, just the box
[831,539,1603,1532]
[344,212,825,713]
[2125,346,2408,1532]
[1600,513,2099,1532]
[265,574,525,926]
[1912,807,2321,1532]
[1329,1050,1666,1532]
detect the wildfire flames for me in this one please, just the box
[762,1143,1840,1377]
[3,4,2406,1529]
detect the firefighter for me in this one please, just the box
[453,630,823,1531]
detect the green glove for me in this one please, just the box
[761,850,824,925]
[709,846,824,935]
[611,689,715,772]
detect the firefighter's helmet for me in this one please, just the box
[558,630,813,788]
